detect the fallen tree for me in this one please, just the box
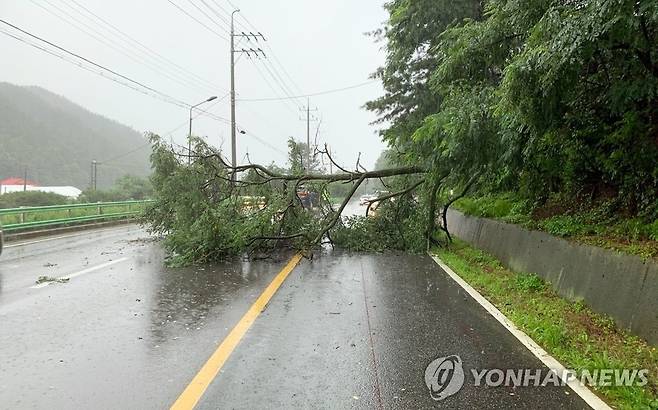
[143,135,476,264]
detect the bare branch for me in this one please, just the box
[366,179,425,217]
[317,143,351,174]
[312,174,367,245]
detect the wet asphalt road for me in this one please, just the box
[0,225,592,409]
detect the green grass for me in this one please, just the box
[434,241,658,409]
[454,193,532,224]
[453,193,658,259]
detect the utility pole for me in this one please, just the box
[90,160,97,191]
[327,145,333,175]
[230,10,238,181]
[23,166,27,192]
[306,100,310,168]
[230,11,266,182]
[299,99,318,171]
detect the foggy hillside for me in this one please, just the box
[0,83,151,189]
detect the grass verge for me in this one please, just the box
[433,240,658,410]
[453,194,658,259]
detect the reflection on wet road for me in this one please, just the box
[0,225,594,409]
[197,252,591,410]
[0,226,293,409]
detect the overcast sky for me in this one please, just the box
[0,0,389,169]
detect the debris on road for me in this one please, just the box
[35,276,69,285]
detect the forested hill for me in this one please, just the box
[0,83,150,189]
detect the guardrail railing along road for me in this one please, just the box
[0,200,153,232]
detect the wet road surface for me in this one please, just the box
[198,252,590,410]
[0,226,294,409]
[0,226,593,409]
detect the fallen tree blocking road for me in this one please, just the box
[143,136,476,264]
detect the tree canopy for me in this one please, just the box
[368,0,658,216]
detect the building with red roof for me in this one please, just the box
[0,177,38,186]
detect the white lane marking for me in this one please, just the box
[429,254,611,410]
[30,257,129,289]
[5,226,142,248]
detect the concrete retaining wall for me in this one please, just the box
[446,209,658,345]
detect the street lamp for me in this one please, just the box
[188,96,218,164]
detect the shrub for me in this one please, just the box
[0,191,69,209]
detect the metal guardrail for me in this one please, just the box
[0,200,153,232]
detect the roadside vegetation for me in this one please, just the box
[78,175,153,203]
[0,175,152,227]
[366,0,658,249]
[0,191,71,209]
[0,175,152,209]
[435,241,658,409]
[453,193,658,259]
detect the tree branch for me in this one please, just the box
[441,173,480,242]
[312,174,368,245]
[365,179,425,217]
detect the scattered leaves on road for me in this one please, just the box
[35,276,69,284]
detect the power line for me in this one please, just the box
[0,27,186,108]
[163,92,230,137]
[197,0,231,27]
[222,21,301,115]
[259,57,305,108]
[238,80,378,101]
[228,10,273,177]
[225,3,306,98]
[206,1,304,105]
[185,0,229,32]
[0,18,189,106]
[266,51,304,95]
[236,126,287,156]
[210,0,235,22]
[166,0,229,41]
[240,103,293,140]
[99,141,152,165]
[251,61,299,116]
[204,4,329,165]
[103,94,231,165]
[65,0,226,92]
[31,0,219,95]
[0,18,230,125]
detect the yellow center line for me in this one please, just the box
[170,253,303,410]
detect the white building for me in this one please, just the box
[0,184,82,198]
